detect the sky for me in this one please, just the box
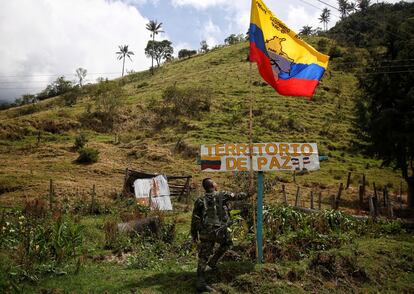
[0,0,405,103]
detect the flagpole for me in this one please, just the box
[248,61,258,261]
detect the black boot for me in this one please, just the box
[196,267,215,292]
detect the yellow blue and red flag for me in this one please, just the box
[249,0,329,97]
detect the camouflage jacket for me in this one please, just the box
[190,191,247,240]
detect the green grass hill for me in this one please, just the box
[0,38,407,209]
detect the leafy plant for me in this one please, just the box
[73,133,88,151]
[76,148,99,164]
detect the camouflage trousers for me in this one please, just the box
[196,225,233,287]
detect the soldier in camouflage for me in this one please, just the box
[191,178,247,292]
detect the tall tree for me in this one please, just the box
[145,40,173,67]
[319,8,331,31]
[116,45,134,77]
[338,0,352,19]
[355,18,414,208]
[75,67,87,87]
[200,40,209,53]
[299,25,314,36]
[357,0,371,14]
[146,20,164,74]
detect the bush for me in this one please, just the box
[76,148,99,164]
[62,87,80,106]
[329,45,344,59]
[153,85,212,127]
[79,80,124,132]
[178,49,197,59]
[73,133,88,150]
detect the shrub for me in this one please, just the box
[329,45,344,59]
[80,80,124,132]
[73,133,88,150]
[178,49,197,59]
[0,211,84,284]
[62,87,80,106]
[76,148,99,164]
[153,85,212,127]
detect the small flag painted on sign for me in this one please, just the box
[303,156,311,164]
[201,156,222,171]
[291,157,300,170]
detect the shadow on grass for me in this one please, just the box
[123,261,255,293]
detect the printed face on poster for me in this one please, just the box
[200,142,319,172]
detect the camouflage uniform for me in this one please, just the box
[191,191,245,291]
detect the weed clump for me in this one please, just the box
[152,85,212,127]
[76,147,99,164]
[260,205,404,263]
[73,133,88,151]
[0,210,84,289]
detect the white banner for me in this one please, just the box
[200,142,319,172]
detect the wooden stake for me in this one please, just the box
[318,192,322,210]
[295,186,300,207]
[335,183,344,210]
[310,191,314,209]
[373,195,378,217]
[388,201,394,218]
[346,172,351,189]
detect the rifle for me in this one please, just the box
[213,219,237,235]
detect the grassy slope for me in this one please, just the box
[0,40,405,210]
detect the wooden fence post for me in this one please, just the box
[310,191,314,209]
[335,183,344,210]
[293,171,296,183]
[330,194,335,209]
[346,172,351,189]
[49,179,54,211]
[295,186,300,207]
[282,185,288,205]
[388,201,394,218]
[318,192,322,210]
[383,187,388,207]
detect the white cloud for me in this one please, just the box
[286,5,326,32]
[171,0,227,9]
[201,19,221,47]
[0,0,151,102]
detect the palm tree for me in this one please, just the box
[116,45,134,77]
[146,20,163,74]
[319,8,331,32]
